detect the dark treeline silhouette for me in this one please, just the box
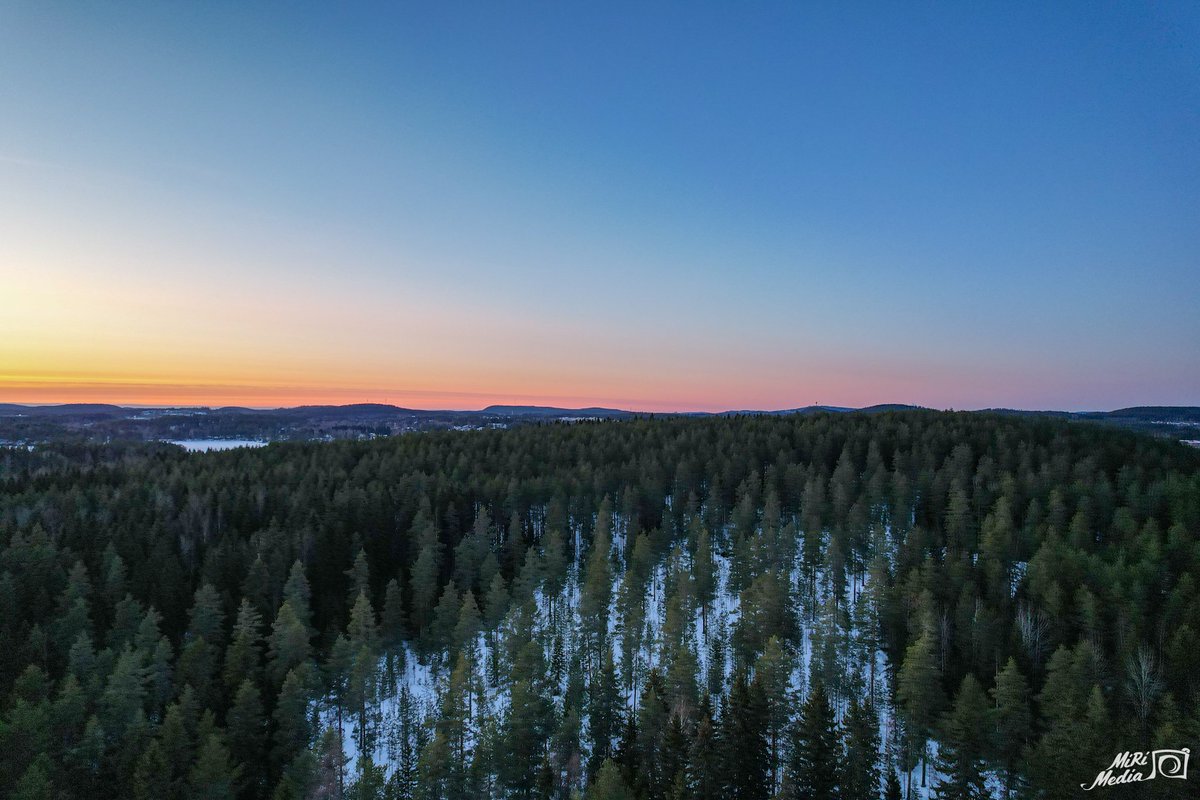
[0,411,1197,799]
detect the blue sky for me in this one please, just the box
[2,2,1197,410]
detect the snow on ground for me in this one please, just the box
[322,511,1001,797]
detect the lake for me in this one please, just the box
[166,439,268,452]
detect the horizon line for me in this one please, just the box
[4,399,1195,415]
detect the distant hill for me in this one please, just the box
[480,405,632,418]
[1095,406,1200,422]
[0,403,128,417]
[287,403,424,418]
[715,404,922,416]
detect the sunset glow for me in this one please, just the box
[2,4,1197,411]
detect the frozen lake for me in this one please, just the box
[166,439,268,452]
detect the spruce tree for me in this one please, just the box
[721,671,769,800]
[635,670,670,799]
[884,766,903,800]
[843,696,881,800]
[687,698,721,800]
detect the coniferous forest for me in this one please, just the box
[1,411,1198,800]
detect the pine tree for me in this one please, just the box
[587,759,632,800]
[348,591,380,653]
[935,674,989,800]
[382,577,407,649]
[484,572,510,631]
[310,727,348,800]
[990,657,1031,799]
[159,698,196,800]
[147,633,175,719]
[224,598,264,693]
[351,754,387,800]
[500,677,552,796]
[272,667,311,775]
[188,583,226,649]
[542,524,569,622]
[615,713,640,791]
[240,555,272,619]
[580,499,614,663]
[438,652,475,799]
[896,629,944,788]
[553,703,584,797]
[1080,685,1114,787]
[617,565,647,697]
[409,544,440,636]
[282,561,314,635]
[346,548,371,607]
[109,592,143,651]
[101,645,148,742]
[505,511,526,579]
[134,739,171,800]
[227,678,266,799]
[693,520,716,636]
[11,756,53,800]
[430,582,460,655]
[189,733,238,800]
[661,712,689,798]
[705,614,727,697]
[177,634,219,715]
[663,635,700,722]
[733,571,795,669]
[1031,646,1087,800]
[687,698,721,800]
[755,636,794,792]
[786,680,840,800]
[268,600,312,687]
[453,590,482,657]
[588,645,622,780]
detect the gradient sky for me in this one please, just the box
[2,3,1198,411]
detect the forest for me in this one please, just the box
[0,411,1197,799]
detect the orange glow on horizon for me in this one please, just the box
[0,365,940,413]
[0,374,754,412]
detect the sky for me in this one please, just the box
[2,2,1198,412]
